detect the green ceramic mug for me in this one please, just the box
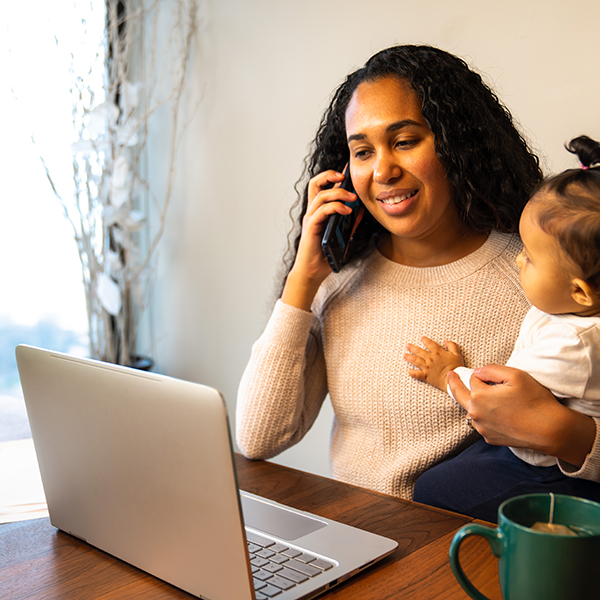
[449,494,600,600]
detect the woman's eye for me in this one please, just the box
[396,139,417,148]
[353,149,371,160]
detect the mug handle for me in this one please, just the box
[449,523,503,600]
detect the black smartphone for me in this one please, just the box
[321,166,365,273]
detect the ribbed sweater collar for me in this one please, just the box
[364,230,515,287]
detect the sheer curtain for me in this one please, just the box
[0,1,105,440]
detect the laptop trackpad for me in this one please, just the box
[240,494,327,541]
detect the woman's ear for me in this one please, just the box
[571,278,596,307]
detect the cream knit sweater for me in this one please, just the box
[236,231,530,499]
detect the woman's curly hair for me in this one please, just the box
[281,44,543,283]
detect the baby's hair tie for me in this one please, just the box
[581,164,589,170]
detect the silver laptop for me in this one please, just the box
[16,345,397,600]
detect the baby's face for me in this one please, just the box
[516,203,582,315]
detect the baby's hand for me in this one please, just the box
[404,337,465,392]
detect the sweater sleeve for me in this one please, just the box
[235,300,329,460]
[557,417,600,482]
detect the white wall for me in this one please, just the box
[148,0,600,478]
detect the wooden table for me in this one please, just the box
[0,455,502,599]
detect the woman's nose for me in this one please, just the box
[374,152,401,183]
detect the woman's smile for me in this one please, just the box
[377,188,418,213]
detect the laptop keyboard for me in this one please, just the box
[246,530,335,599]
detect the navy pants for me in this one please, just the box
[413,439,600,523]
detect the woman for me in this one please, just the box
[236,45,552,500]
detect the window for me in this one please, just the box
[1,1,105,519]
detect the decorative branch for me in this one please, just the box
[35,0,199,366]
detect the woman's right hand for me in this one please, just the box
[281,169,358,311]
[448,364,597,468]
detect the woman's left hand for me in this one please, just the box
[448,364,596,468]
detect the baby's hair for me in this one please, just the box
[531,135,600,288]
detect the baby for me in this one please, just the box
[405,135,600,468]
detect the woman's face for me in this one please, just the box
[345,77,458,250]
